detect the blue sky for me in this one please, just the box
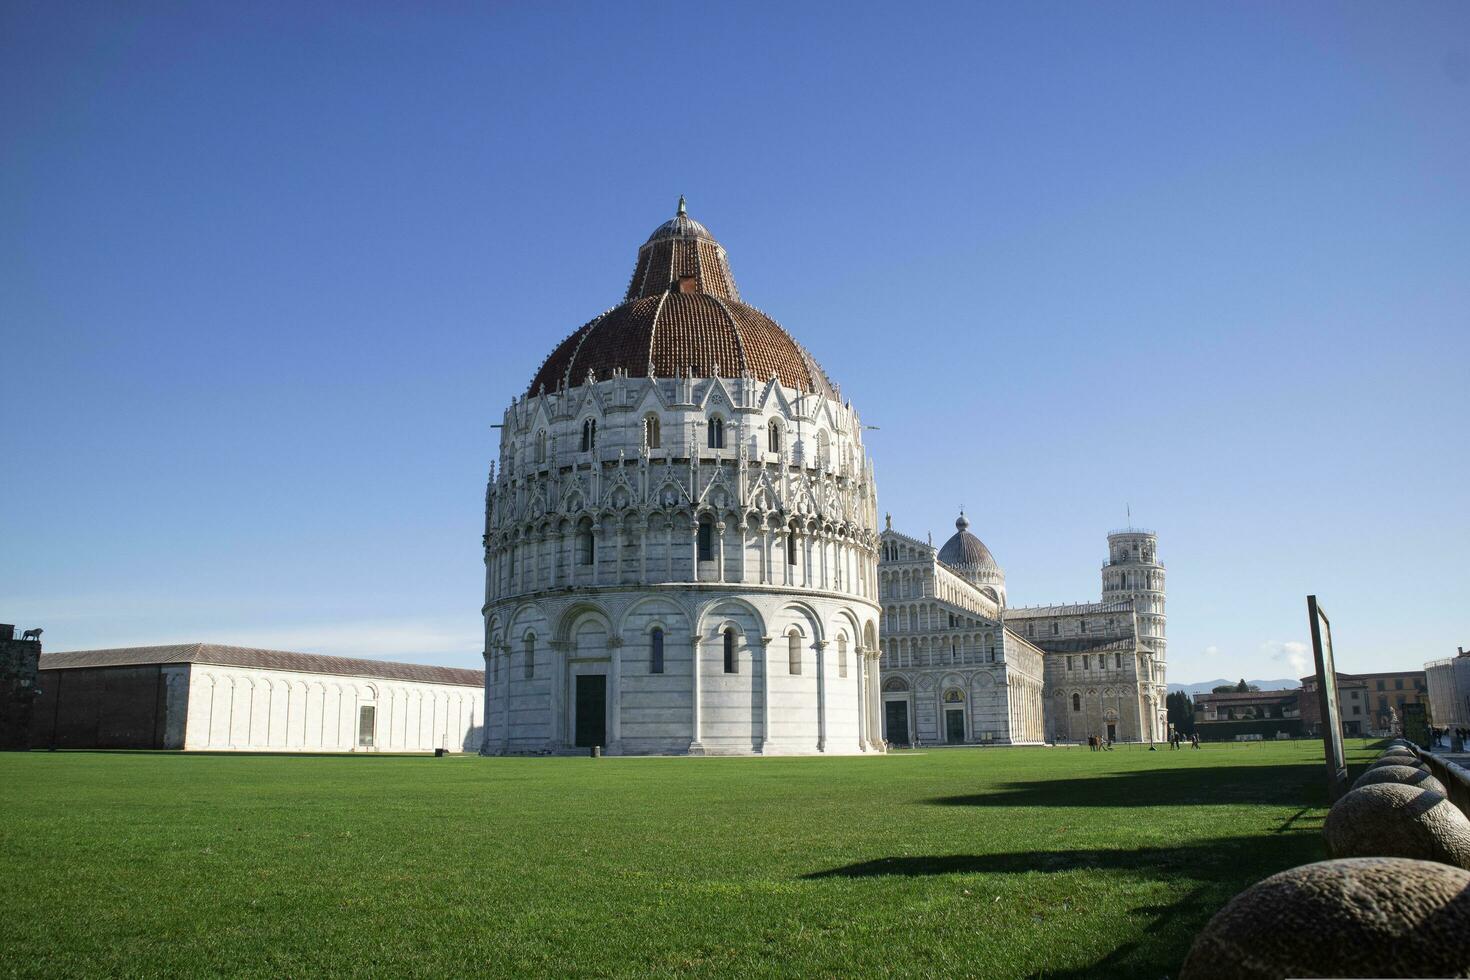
[3,2,1466,682]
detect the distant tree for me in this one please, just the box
[1212,685,1235,694]
[1235,678,1250,693]
[1167,690,1195,735]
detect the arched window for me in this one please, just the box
[535,430,546,463]
[1052,622,1060,635]
[697,516,714,562]
[786,526,798,565]
[837,634,848,678]
[768,419,782,453]
[723,627,736,673]
[581,418,597,452]
[816,430,830,468]
[788,630,802,675]
[1072,693,1082,712]
[650,627,665,674]
[524,634,536,680]
[578,527,595,565]
[643,414,661,450]
[707,417,724,449]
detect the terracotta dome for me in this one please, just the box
[528,198,835,397]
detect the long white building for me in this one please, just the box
[33,644,485,752]
[481,200,884,756]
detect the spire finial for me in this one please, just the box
[677,194,687,216]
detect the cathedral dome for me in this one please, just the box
[527,199,835,398]
[938,513,1000,573]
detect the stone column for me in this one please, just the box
[500,640,514,750]
[615,521,625,584]
[688,635,705,754]
[855,644,868,750]
[594,523,606,586]
[690,522,700,583]
[757,635,772,753]
[608,636,623,751]
[814,639,828,752]
[549,640,570,749]
[716,521,727,583]
[639,522,648,584]
[734,520,747,584]
[868,652,884,751]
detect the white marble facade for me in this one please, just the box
[482,374,884,755]
[878,520,1168,745]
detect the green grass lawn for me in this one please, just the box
[0,740,1377,978]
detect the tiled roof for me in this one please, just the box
[1005,600,1134,619]
[1195,690,1300,702]
[528,201,836,398]
[39,643,484,688]
[1033,636,1141,655]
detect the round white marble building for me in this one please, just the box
[481,200,883,756]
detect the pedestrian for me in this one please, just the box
[1191,733,1200,749]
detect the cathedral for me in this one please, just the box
[481,200,1167,755]
[482,199,883,755]
[878,517,1168,745]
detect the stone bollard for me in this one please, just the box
[1351,764,1447,796]
[1180,858,1470,979]
[591,745,601,758]
[1323,783,1470,869]
[1364,754,1431,776]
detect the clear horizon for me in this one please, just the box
[3,3,1466,682]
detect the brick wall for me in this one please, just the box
[30,665,170,749]
[0,635,42,750]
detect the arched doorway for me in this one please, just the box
[882,676,912,747]
[942,688,967,744]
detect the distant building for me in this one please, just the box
[1,624,43,750]
[877,517,1167,746]
[1354,670,1429,732]
[1193,689,1302,739]
[32,644,484,752]
[1299,669,1425,737]
[1426,648,1470,732]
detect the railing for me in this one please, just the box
[1416,745,1470,819]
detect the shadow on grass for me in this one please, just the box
[803,831,1320,882]
[928,762,1331,809]
[807,833,1325,980]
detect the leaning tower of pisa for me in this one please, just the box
[1102,528,1167,735]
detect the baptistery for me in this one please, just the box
[482,199,883,755]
